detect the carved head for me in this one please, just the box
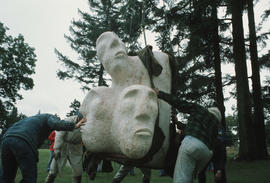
[112,85,158,159]
[96,31,127,74]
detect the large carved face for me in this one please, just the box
[112,85,158,159]
[96,32,127,74]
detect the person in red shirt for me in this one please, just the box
[47,131,56,172]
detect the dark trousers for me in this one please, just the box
[198,162,227,183]
[198,163,208,183]
[112,165,151,183]
[0,137,37,183]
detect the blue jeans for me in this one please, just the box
[1,137,37,183]
[173,136,213,183]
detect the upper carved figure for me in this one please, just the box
[80,31,172,167]
[96,31,151,88]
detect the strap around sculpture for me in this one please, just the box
[134,46,165,164]
[135,46,180,166]
[137,45,163,88]
[138,48,181,175]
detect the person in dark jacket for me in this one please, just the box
[154,89,221,183]
[0,113,86,183]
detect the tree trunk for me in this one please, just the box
[211,1,226,129]
[247,0,268,158]
[189,0,203,57]
[231,0,256,160]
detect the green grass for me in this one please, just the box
[14,148,270,183]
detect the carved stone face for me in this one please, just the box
[112,85,158,159]
[96,32,127,74]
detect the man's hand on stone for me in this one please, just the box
[75,117,87,128]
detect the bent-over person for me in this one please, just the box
[155,89,221,183]
[0,113,86,183]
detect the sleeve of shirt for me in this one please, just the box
[47,115,75,131]
[48,131,55,142]
[158,91,205,114]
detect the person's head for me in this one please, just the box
[208,107,222,123]
[112,85,158,159]
[96,31,127,74]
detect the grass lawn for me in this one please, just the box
[14,148,270,183]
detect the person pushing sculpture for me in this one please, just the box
[0,113,86,183]
[154,88,221,183]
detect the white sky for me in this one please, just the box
[0,0,89,118]
[0,0,269,118]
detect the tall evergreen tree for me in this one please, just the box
[151,0,228,113]
[207,0,226,128]
[149,1,216,103]
[56,0,122,89]
[247,0,268,158]
[230,0,256,160]
[56,0,144,89]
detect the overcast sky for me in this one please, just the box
[0,0,269,118]
[0,0,89,118]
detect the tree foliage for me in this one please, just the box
[0,22,36,130]
[66,99,81,117]
[56,0,145,90]
[225,115,239,146]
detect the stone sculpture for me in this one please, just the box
[80,31,172,168]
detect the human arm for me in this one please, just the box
[154,89,205,115]
[52,115,85,160]
[47,115,86,131]
[75,117,87,128]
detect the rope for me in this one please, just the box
[141,1,147,47]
